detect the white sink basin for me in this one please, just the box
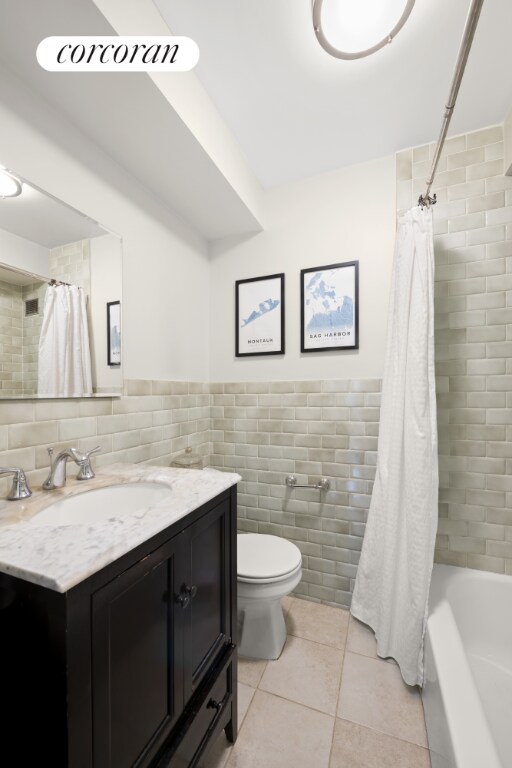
[32,482,171,526]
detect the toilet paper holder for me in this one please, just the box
[285,475,330,492]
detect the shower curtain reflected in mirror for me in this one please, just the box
[38,283,92,397]
[351,205,438,687]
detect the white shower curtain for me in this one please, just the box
[351,206,438,687]
[38,284,93,397]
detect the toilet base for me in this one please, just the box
[238,597,287,660]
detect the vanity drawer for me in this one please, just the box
[164,649,235,768]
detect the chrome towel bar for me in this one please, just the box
[285,475,330,492]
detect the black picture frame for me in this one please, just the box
[235,273,285,357]
[107,300,121,366]
[301,261,359,352]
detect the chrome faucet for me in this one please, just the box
[0,467,32,500]
[43,446,101,490]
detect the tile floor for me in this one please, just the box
[201,597,431,768]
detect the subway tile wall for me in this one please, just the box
[21,281,46,395]
[397,124,512,575]
[0,380,211,498]
[0,378,378,608]
[208,379,380,607]
[49,239,91,297]
[0,280,23,396]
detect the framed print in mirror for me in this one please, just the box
[107,301,121,365]
[301,261,359,352]
[235,273,285,356]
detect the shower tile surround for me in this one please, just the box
[0,239,91,397]
[0,279,23,397]
[397,123,512,576]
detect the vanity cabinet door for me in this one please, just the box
[91,534,187,768]
[183,497,233,700]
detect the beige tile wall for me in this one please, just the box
[0,380,211,497]
[0,280,23,396]
[208,380,381,607]
[49,239,91,297]
[0,377,379,607]
[21,280,46,395]
[397,124,512,575]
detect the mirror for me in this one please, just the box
[0,170,122,398]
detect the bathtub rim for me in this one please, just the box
[423,564,504,768]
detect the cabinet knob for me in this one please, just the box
[207,698,221,711]
[176,584,198,609]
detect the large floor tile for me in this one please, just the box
[286,597,349,649]
[238,682,256,725]
[226,690,334,768]
[238,656,267,687]
[330,719,431,768]
[337,652,427,747]
[259,635,343,715]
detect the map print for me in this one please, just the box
[305,270,353,333]
[237,274,284,355]
[241,298,280,327]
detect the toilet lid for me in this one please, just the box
[237,533,302,580]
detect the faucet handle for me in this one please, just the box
[47,447,54,462]
[0,467,32,501]
[84,445,101,460]
[76,446,101,481]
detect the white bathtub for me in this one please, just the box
[423,564,512,768]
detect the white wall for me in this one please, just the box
[0,227,49,275]
[90,234,123,391]
[209,155,396,381]
[0,64,210,382]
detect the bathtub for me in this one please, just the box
[423,564,512,768]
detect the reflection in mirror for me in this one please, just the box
[0,172,122,398]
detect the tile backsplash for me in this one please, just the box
[0,378,378,608]
[397,123,512,575]
[0,380,210,497]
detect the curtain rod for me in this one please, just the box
[418,0,485,208]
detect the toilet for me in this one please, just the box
[237,533,302,660]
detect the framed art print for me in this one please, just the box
[235,273,285,356]
[107,300,121,365]
[301,261,359,352]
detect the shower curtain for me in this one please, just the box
[351,206,438,687]
[38,283,93,397]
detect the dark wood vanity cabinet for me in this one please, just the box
[0,486,237,768]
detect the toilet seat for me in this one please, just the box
[237,533,302,583]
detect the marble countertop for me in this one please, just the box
[0,463,240,593]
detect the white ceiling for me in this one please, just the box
[0,0,263,241]
[0,178,107,248]
[155,0,512,187]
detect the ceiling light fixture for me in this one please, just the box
[0,169,22,198]
[312,0,416,60]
